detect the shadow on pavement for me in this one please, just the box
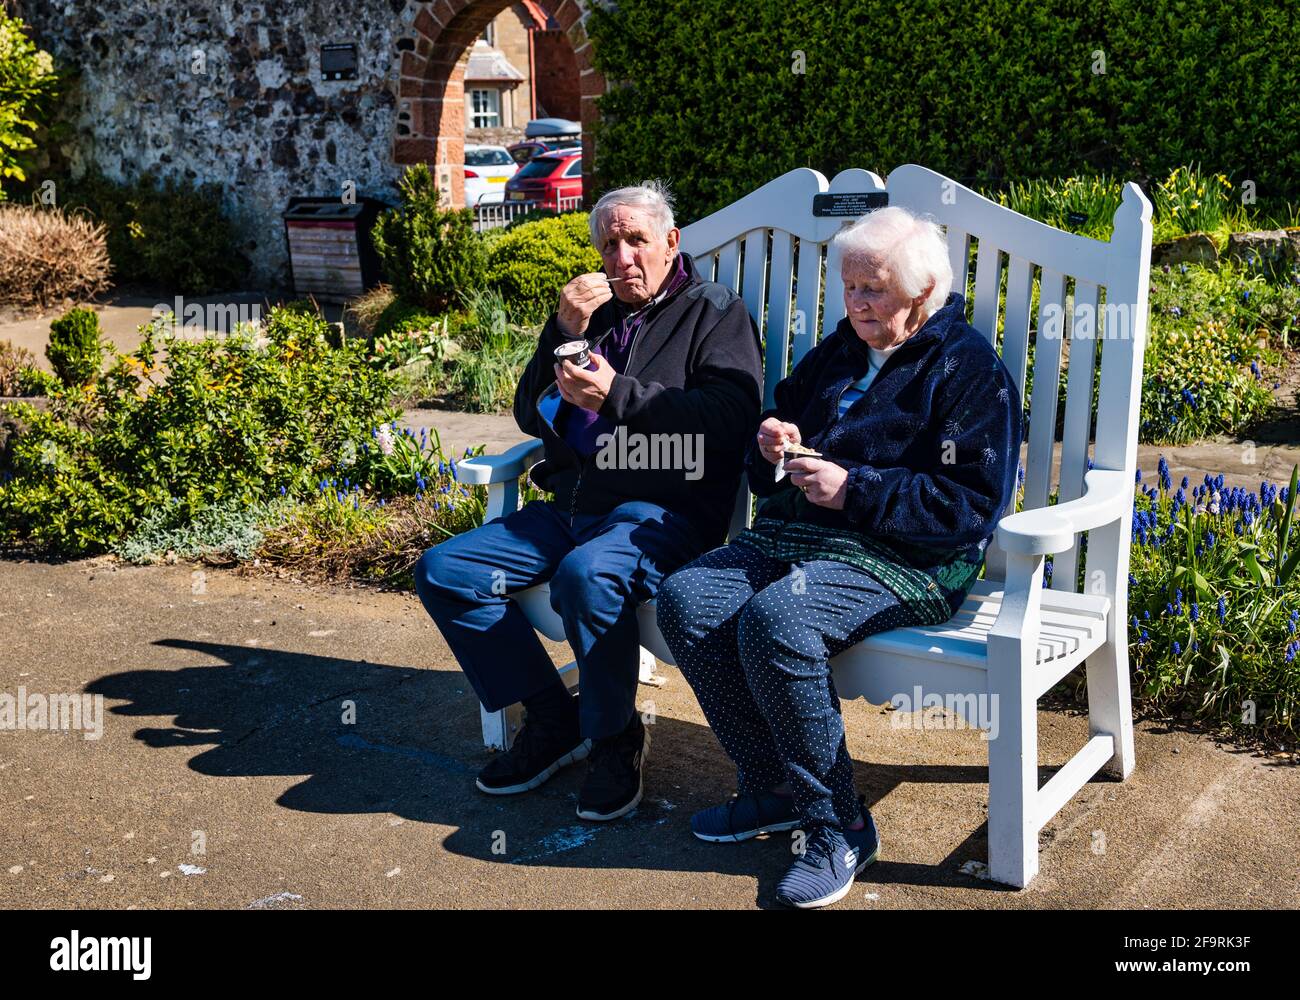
[86,638,1016,901]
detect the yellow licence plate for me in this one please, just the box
[488,176,507,184]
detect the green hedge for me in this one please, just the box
[371,163,487,314]
[588,0,1300,224]
[484,212,601,323]
[56,166,246,294]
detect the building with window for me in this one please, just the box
[464,1,579,146]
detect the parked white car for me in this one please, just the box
[464,145,518,206]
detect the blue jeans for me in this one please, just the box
[414,499,706,740]
[657,542,927,829]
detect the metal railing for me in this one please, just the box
[473,200,541,231]
[472,194,585,231]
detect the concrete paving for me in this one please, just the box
[1,556,1297,909]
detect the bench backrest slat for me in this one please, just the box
[792,238,824,364]
[716,239,742,293]
[947,228,972,296]
[1022,268,1068,512]
[740,228,770,348]
[763,231,796,410]
[971,243,1004,351]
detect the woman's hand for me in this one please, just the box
[785,456,849,510]
[756,417,801,464]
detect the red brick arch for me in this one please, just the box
[391,0,605,209]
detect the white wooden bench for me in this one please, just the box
[458,164,1153,888]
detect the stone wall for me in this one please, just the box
[13,0,604,291]
[16,0,413,289]
[466,125,527,147]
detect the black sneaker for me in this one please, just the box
[576,714,650,821]
[475,712,589,796]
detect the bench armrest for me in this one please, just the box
[457,438,545,486]
[995,469,1132,556]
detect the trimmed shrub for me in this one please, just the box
[372,297,441,340]
[484,212,601,323]
[46,306,105,389]
[0,306,397,556]
[55,166,246,294]
[0,203,112,308]
[504,206,561,230]
[371,163,487,313]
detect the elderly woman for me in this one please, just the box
[655,205,1023,909]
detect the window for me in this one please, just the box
[465,147,514,166]
[516,156,563,180]
[478,21,495,47]
[470,89,500,129]
[562,157,583,178]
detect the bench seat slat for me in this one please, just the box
[518,580,1110,673]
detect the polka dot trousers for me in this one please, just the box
[656,541,925,830]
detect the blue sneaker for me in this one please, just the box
[690,791,801,843]
[775,809,880,909]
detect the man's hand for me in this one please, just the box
[785,456,849,510]
[556,272,614,338]
[756,416,802,464]
[555,351,616,412]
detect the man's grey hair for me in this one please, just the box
[829,206,953,317]
[589,180,677,247]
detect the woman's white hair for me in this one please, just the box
[830,206,953,317]
[589,180,676,247]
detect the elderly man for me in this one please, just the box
[656,206,1023,907]
[414,181,762,821]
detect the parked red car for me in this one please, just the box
[503,150,582,210]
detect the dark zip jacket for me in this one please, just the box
[513,251,763,547]
[740,292,1024,613]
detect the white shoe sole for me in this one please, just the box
[780,840,881,910]
[692,818,802,843]
[475,739,591,796]
[575,727,650,821]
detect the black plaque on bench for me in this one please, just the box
[812,192,889,217]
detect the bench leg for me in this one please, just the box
[985,674,1039,888]
[986,628,1041,889]
[1086,640,1136,780]
[639,645,665,687]
[1084,525,1137,779]
[479,660,581,751]
[480,701,524,752]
